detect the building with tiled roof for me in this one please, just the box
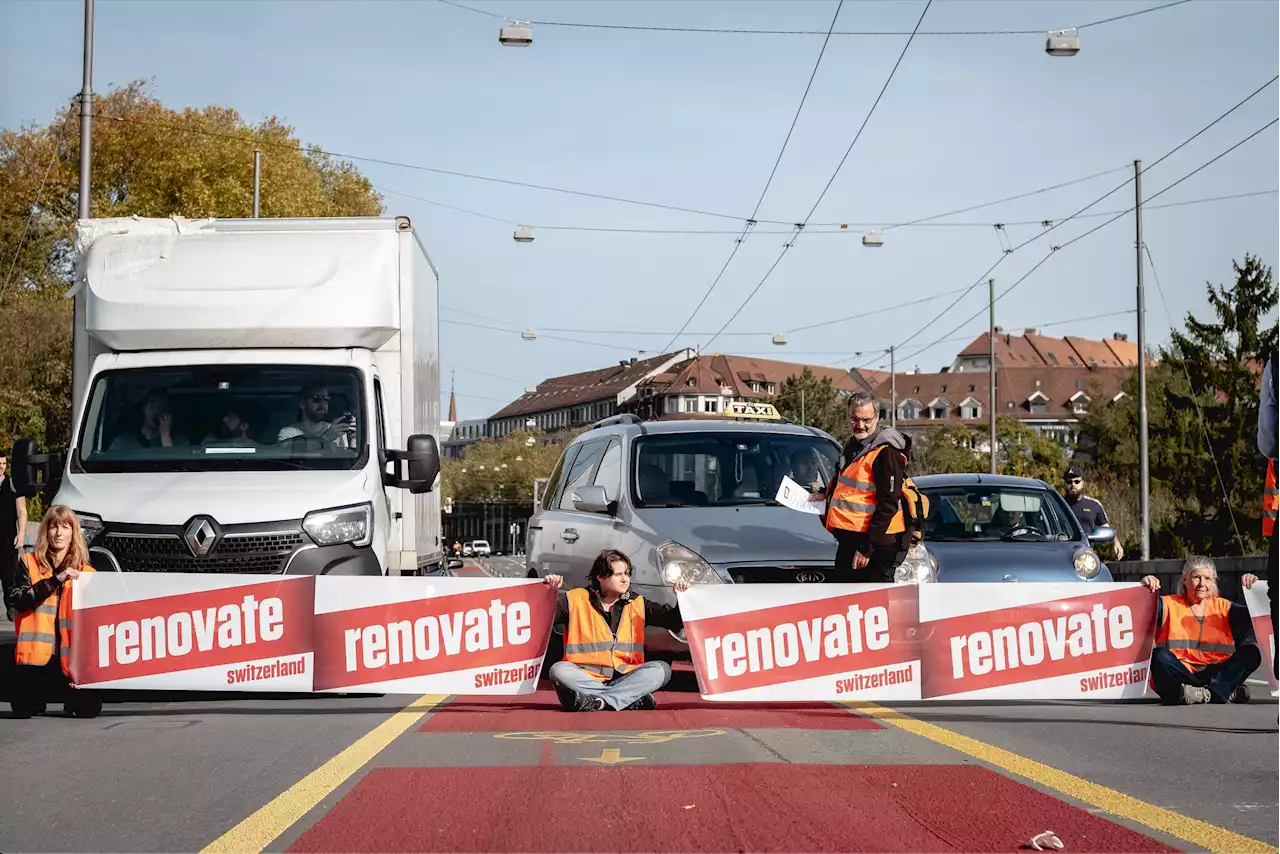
[950,328,1139,373]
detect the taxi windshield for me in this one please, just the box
[921,485,1075,542]
[631,432,839,508]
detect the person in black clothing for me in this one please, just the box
[0,452,29,621]
[1062,467,1123,560]
[541,549,688,711]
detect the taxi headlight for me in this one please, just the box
[894,543,936,585]
[655,541,722,586]
[303,502,373,547]
[1073,547,1101,579]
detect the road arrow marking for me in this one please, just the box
[581,748,643,765]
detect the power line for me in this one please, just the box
[441,317,650,353]
[450,365,528,385]
[438,0,1191,36]
[700,0,933,353]
[1,142,60,305]
[658,0,845,355]
[1143,242,1246,554]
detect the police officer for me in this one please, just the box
[1062,467,1123,560]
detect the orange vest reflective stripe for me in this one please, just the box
[1155,595,1235,668]
[1264,458,1277,538]
[825,445,907,535]
[13,552,95,676]
[564,587,645,682]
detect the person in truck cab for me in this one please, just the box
[109,388,186,450]
[542,549,688,711]
[276,380,356,449]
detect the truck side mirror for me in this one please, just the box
[384,434,441,495]
[10,437,62,499]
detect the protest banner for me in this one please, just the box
[679,583,1159,702]
[1243,581,1277,691]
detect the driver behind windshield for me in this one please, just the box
[790,448,824,494]
[276,380,356,449]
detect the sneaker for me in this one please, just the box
[574,695,607,712]
[623,694,657,711]
[1181,684,1211,705]
[1229,685,1251,704]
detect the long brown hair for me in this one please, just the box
[33,505,91,574]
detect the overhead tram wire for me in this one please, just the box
[700,0,933,355]
[441,318,650,353]
[893,117,1279,367]
[437,0,1191,36]
[657,0,846,356]
[877,73,1279,364]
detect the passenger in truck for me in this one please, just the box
[109,388,188,450]
[275,380,356,449]
[203,405,257,446]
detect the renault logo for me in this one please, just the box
[795,571,825,583]
[183,517,218,557]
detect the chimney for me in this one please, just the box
[993,325,1003,334]
[1113,332,1129,342]
[1024,328,1037,335]
[630,357,638,366]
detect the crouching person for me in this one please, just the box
[542,549,688,711]
[5,505,99,719]
[1141,556,1262,705]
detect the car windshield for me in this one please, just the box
[77,365,366,472]
[921,485,1075,542]
[632,432,840,508]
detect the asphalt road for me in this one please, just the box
[1,566,1276,854]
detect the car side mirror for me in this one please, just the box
[446,557,464,571]
[571,484,613,514]
[1088,525,1116,544]
[11,437,63,498]
[384,434,440,494]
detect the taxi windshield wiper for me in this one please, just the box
[730,498,783,507]
[1001,531,1051,542]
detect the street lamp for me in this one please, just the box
[862,231,885,247]
[521,329,537,341]
[1045,29,1080,57]
[499,19,533,46]
[772,332,788,346]
[514,225,534,243]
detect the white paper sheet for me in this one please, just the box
[776,475,824,514]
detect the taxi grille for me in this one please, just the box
[728,566,833,584]
[103,532,304,574]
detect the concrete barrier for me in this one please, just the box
[1109,556,1268,601]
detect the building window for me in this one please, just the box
[684,397,697,413]
[900,402,921,420]
[969,384,975,392]
[1072,399,1088,414]
[913,386,920,394]
[931,405,948,419]
[666,397,678,414]
[960,401,981,419]
[703,398,719,413]
[1076,378,1085,391]
[765,383,776,394]
[940,384,947,393]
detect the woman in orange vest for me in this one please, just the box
[542,549,688,712]
[1141,556,1261,705]
[5,504,99,719]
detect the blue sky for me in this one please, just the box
[3,0,1277,422]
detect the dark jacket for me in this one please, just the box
[5,554,64,615]
[829,425,912,550]
[553,587,684,634]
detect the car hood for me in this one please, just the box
[55,469,372,526]
[631,505,836,566]
[925,539,1109,582]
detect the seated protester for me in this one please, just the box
[1141,557,1262,705]
[5,505,99,719]
[542,549,688,711]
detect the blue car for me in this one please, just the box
[914,473,1115,583]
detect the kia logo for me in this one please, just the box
[795,571,825,583]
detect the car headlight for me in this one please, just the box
[303,502,373,547]
[655,541,722,586]
[894,543,936,585]
[74,511,104,545]
[1073,547,1101,579]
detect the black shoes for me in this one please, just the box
[623,694,657,711]
[575,695,607,712]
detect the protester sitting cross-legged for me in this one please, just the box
[1141,556,1262,705]
[541,549,688,711]
[5,505,99,719]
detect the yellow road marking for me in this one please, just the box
[845,701,1274,854]
[201,693,447,854]
[581,747,645,765]
[494,728,727,745]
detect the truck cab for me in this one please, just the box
[13,215,452,577]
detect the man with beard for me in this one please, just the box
[276,379,357,449]
[811,392,913,582]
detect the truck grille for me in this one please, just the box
[103,532,304,574]
[728,566,833,584]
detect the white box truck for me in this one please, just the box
[13,215,455,577]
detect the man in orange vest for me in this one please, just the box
[811,392,914,582]
[1257,353,1276,680]
[542,549,688,711]
[1140,557,1262,704]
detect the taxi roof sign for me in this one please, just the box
[722,401,782,421]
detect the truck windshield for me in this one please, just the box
[77,365,367,472]
[632,432,840,508]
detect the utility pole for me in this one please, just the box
[800,386,805,426]
[252,149,262,217]
[72,0,95,423]
[988,278,997,474]
[1135,160,1150,560]
[889,346,897,428]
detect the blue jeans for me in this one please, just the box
[1150,646,1262,704]
[548,660,672,711]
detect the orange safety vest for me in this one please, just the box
[1264,458,1277,538]
[1155,595,1235,669]
[564,587,645,682]
[825,445,911,535]
[13,552,95,676]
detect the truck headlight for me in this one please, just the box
[656,541,722,586]
[74,511,105,545]
[894,543,936,584]
[303,502,373,547]
[1073,547,1101,579]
